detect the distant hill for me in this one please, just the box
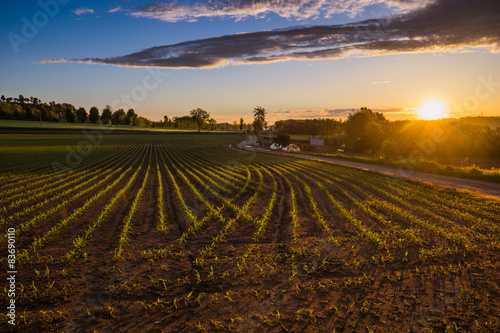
[459,116,500,129]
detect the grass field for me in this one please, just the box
[1,132,500,332]
[0,119,240,134]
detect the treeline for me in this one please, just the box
[0,94,249,131]
[154,115,248,131]
[275,118,343,138]
[276,107,500,159]
[0,94,153,127]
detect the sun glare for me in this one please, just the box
[417,100,448,120]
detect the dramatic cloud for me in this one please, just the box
[127,0,428,22]
[45,0,500,69]
[73,7,94,15]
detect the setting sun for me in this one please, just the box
[417,100,448,120]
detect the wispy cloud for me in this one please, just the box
[44,0,500,69]
[37,58,96,65]
[372,80,390,85]
[108,7,122,13]
[39,58,69,64]
[73,7,94,16]
[127,0,428,22]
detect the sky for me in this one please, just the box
[1,0,499,123]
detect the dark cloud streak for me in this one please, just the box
[44,0,500,68]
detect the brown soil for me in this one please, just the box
[2,139,500,333]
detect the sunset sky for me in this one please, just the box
[1,0,499,123]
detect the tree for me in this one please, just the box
[253,119,264,133]
[273,133,290,147]
[378,139,400,160]
[0,101,14,119]
[76,107,88,123]
[19,95,25,105]
[111,108,126,125]
[134,116,152,127]
[253,106,267,133]
[89,106,100,123]
[345,107,388,152]
[124,109,137,126]
[1,95,5,102]
[239,118,244,131]
[65,107,76,123]
[12,104,25,119]
[101,105,112,124]
[208,118,217,130]
[190,108,210,132]
[305,118,322,138]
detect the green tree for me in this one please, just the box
[0,101,14,119]
[65,106,77,123]
[253,106,267,133]
[208,118,217,130]
[273,133,290,147]
[111,108,126,125]
[101,105,112,125]
[345,107,388,152]
[190,108,210,132]
[76,107,88,123]
[378,139,400,160]
[135,116,152,127]
[124,109,137,126]
[305,119,322,138]
[89,106,100,123]
[12,104,24,119]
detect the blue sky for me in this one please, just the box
[1,0,499,123]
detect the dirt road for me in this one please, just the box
[235,135,500,198]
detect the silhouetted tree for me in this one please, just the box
[208,118,217,130]
[111,108,126,125]
[124,109,137,125]
[190,108,210,132]
[65,107,77,123]
[273,133,291,147]
[89,106,100,123]
[253,106,267,133]
[345,107,388,152]
[76,107,88,123]
[101,105,112,124]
